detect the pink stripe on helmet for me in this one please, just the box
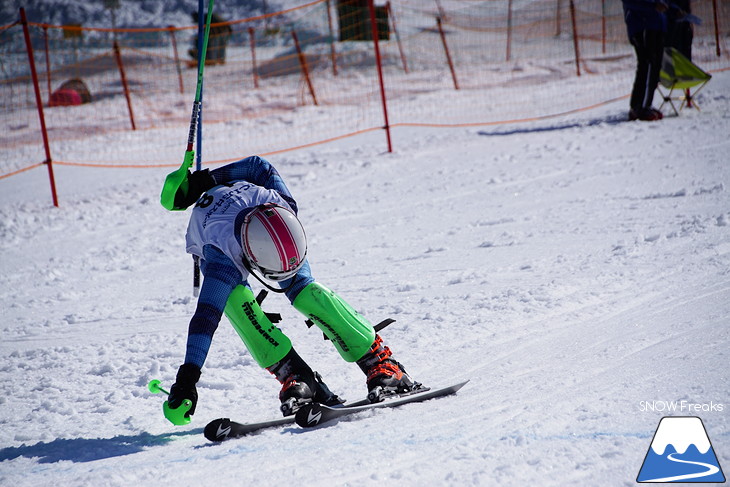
[255,207,300,272]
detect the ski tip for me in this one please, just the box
[455,379,470,390]
[444,379,470,395]
[204,418,232,442]
[294,403,325,428]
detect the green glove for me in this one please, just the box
[165,363,201,425]
[160,151,195,211]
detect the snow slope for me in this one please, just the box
[1,55,729,487]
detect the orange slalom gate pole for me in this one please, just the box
[20,7,58,207]
[437,17,459,90]
[168,26,185,94]
[113,41,137,129]
[248,27,259,88]
[326,0,338,76]
[368,0,392,153]
[569,0,581,76]
[292,30,318,106]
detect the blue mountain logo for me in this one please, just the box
[638,416,726,483]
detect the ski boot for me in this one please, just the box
[356,335,424,403]
[267,348,343,416]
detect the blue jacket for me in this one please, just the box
[622,0,668,38]
[182,156,313,368]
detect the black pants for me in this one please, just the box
[629,30,665,111]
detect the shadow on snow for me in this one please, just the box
[0,428,204,463]
[476,113,627,137]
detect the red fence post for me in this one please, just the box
[437,17,459,90]
[325,0,338,76]
[569,0,581,76]
[368,0,392,153]
[20,8,58,207]
[292,30,318,106]
[248,27,259,88]
[168,26,185,94]
[113,41,136,130]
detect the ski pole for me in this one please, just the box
[191,0,215,297]
[147,379,171,395]
[160,0,216,212]
[159,0,215,298]
[148,379,193,426]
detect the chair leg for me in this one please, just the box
[658,87,678,117]
[686,81,710,112]
[684,89,692,109]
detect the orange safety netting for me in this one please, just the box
[1,0,729,178]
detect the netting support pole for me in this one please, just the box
[506,0,513,61]
[113,41,137,129]
[569,0,581,76]
[20,8,58,207]
[388,1,409,73]
[601,0,606,54]
[555,0,562,37]
[292,31,318,106]
[437,17,459,90]
[168,26,185,94]
[711,0,721,57]
[248,27,259,88]
[368,0,392,153]
[435,0,446,21]
[325,0,338,76]
[42,26,52,99]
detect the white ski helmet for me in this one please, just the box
[241,203,307,281]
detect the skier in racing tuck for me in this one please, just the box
[160,155,422,421]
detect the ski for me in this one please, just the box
[204,396,373,442]
[205,380,469,440]
[295,380,469,428]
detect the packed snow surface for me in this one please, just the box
[1,36,729,487]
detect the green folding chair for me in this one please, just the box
[658,47,712,116]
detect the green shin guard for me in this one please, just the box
[224,286,292,369]
[293,283,376,362]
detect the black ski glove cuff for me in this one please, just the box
[175,363,201,386]
[173,169,216,209]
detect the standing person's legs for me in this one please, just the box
[629,30,664,121]
[630,31,651,113]
[644,29,665,110]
